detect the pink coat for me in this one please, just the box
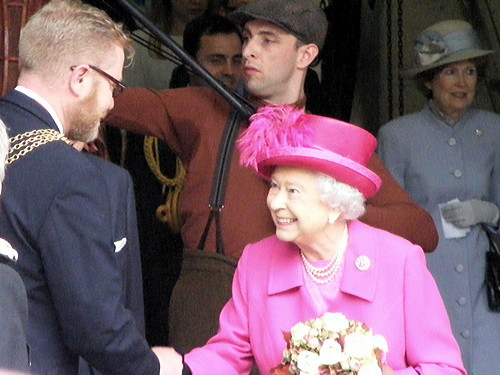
[185,221,465,375]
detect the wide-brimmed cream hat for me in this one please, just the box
[403,19,495,78]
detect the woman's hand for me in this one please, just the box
[382,364,395,375]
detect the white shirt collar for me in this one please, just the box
[15,86,65,134]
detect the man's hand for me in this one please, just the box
[152,346,183,375]
[441,199,499,228]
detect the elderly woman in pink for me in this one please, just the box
[177,106,465,375]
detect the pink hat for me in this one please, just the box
[238,105,382,198]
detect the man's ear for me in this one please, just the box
[69,65,92,98]
[297,43,319,69]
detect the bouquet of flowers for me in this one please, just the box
[271,312,388,375]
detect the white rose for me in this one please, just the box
[322,312,349,332]
[307,336,321,350]
[318,338,344,365]
[358,360,382,375]
[297,350,320,375]
[309,327,319,337]
[291,322,310,344]
[372,334,389,353]
[311,318,323,330]
[343,332,373,359]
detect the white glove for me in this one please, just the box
[441,199,499,228]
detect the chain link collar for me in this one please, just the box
[7,129,72,165]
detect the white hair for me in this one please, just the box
[317,173,366,220]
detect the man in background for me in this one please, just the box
[106,12,244,346]
[107,0,438,260]
[170,13,243,90]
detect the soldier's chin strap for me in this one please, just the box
[112,0,256,119]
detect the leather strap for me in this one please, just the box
[197,110,243,254]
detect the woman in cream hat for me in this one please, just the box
[175,105,465,375]
[378,19,499,375]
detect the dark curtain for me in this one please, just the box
[318,0,362,121]
[82,0,138,31]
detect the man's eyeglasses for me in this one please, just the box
[71,65,125,98]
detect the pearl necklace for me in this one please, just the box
[300,225,348,285]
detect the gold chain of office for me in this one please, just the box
[7,129,72,165]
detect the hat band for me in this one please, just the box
[257,147,381,198]
[258,146,376,181]
[416,28,482,67]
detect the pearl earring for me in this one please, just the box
[328,216,335,225]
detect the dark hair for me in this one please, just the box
[169,65,190,88]
[183,13,242,57]
[414,66,443,99]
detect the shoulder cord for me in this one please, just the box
[7,129,72,165]
[143,135,186,233]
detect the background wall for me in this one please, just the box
[0,0,50,95]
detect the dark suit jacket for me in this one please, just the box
[0,258,29,372]
[0,90,159,375]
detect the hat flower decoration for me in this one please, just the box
[415,30,448,66]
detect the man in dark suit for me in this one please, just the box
[0,1,179,374]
